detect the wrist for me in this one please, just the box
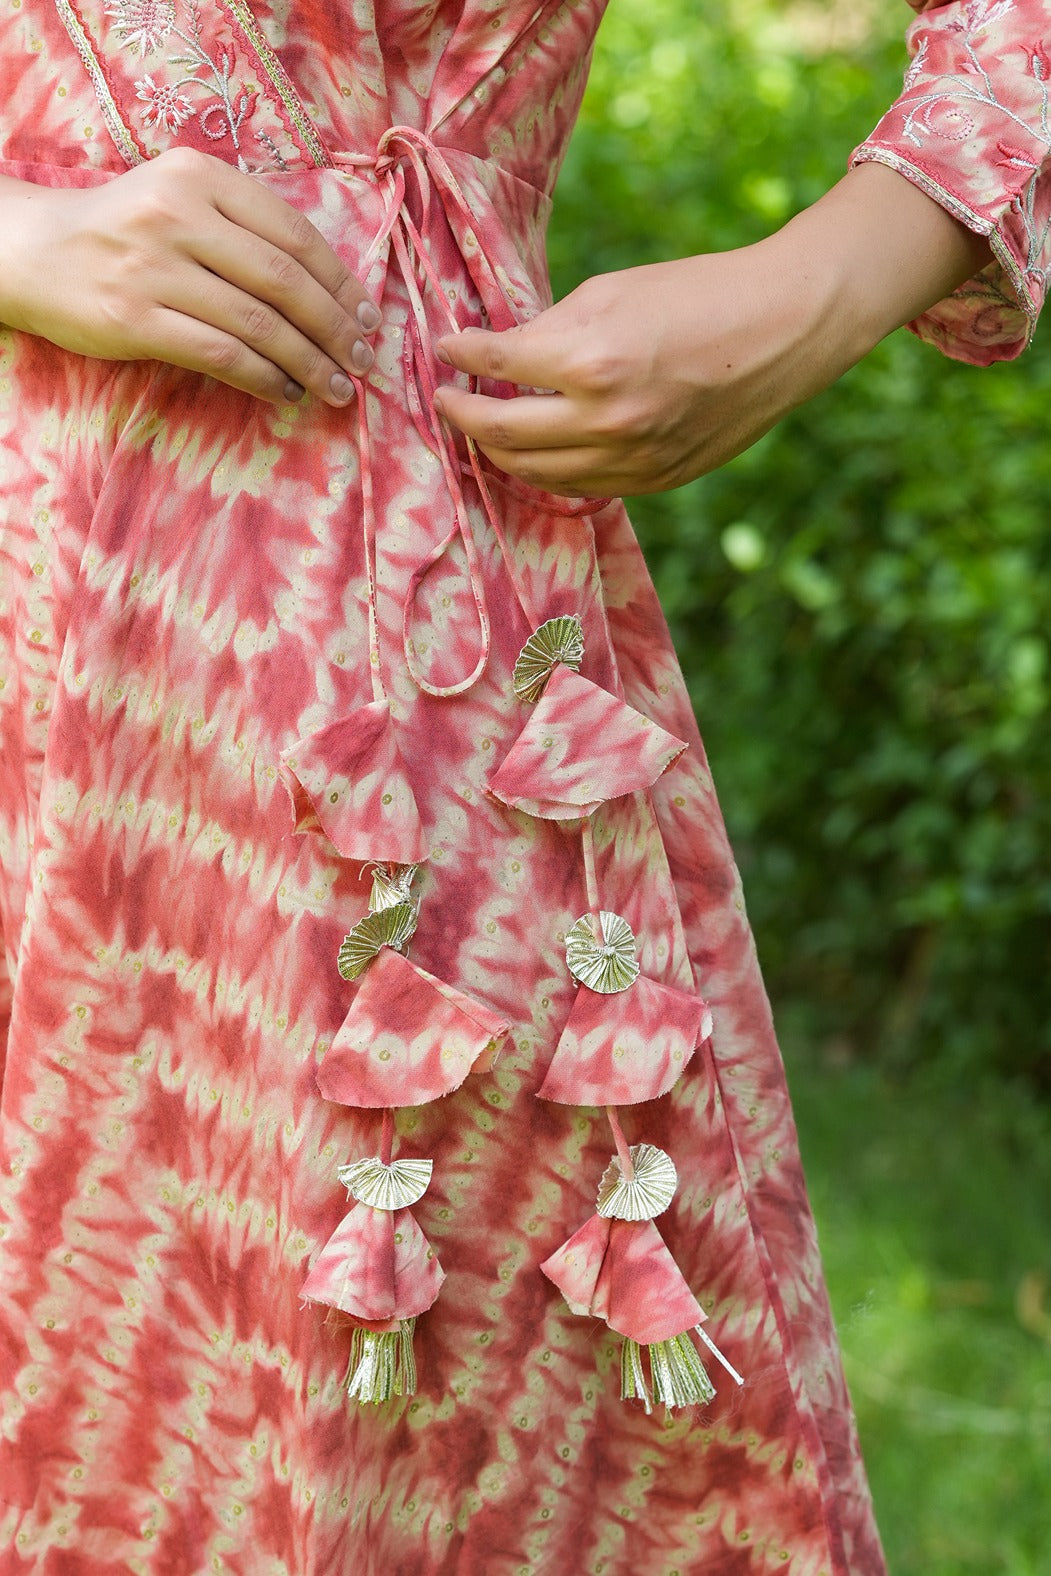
[767,162,992,369]
[0,176,53,335]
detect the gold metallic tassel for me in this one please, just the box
[620,1335,652,1413]
[620,1330,718,1414]
[344,1317,418,1404]
[650,1332,716,1408]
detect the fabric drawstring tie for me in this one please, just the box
[334,125,548,702]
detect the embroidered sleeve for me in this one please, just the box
[850,0,1051,364]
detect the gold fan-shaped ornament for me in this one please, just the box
[338,1156,434,1210]
[368,862,419,913]
[512,615,585,703]
[565,910,640,994]
[596,1144,678,1221]
[337,901,418,980]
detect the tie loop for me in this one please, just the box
[352,126,542,701]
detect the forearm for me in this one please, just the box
[762,161,993,382]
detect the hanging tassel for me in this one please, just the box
[344,1317,419,1403]
[647,1332,714,1411]
[302,1124,446,1406]
[619,1325,746,1414]
[541,1121,746,1414]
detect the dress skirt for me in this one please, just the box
[0,1,888,1570]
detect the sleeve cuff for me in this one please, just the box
[850,3,1051,366]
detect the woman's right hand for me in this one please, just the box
[0,147,381,407]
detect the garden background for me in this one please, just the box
[548,2,1051,1570]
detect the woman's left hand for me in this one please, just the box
[433,248,831,497]
[433,165,992,498]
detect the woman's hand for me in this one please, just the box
[433,248,832,497]
[0,148,381,406]
[433,163,991,496]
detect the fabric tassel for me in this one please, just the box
[537,978,712,1106]
[344,1317,419,1403]
[302,1141,445,1406]
[540,1135,745,1414]
[300,1199,445,1321]
[318,947,509,1108]
[487,664,687,820]
[279,701,427,864]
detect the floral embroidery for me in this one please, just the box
[956,0,1015,30]
[135,72,195,131]
[889,3,1047,160]
[1024,43,1051,83]
[105,0,175,56]
[902,35,929,93]
[110,0,266,167]
[854,0,1051,364]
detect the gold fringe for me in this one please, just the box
[620,1335,652,1414]
[344,1318,418,1403]
[620,1331,716,1413]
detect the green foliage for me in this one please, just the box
[549,0,1051,1089]
[786,1027,1051,1575]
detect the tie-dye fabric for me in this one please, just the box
[853,0,1051,363]
[1,1,1040,1572]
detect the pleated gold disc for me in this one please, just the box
[565,910,640,994]
[337,900,418,980]
[596,1143,677,1221]
[368,862,419,913]
[512,615,585,703]
[338,1156,434,1210]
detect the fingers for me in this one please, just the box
[210,159,371,319]
[126,149,378,405]
[433,367,632,496]
[433,385,624,493]
[143,304,308,404]
[468,440,623,499]
[199,162,380,405]
[432,386,581,452]
[143,268,356,406]
[436,323,568,393]
[434,381,680,497]
[181,216,376,405]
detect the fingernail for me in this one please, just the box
[330,372,355,402]
[284,379,306,403]
[435,342,452,365]
[351,341,374,372]
[357,302,382,332]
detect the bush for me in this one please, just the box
[549,0,1051,1089]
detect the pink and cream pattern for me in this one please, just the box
[1,0,1048,1571]
[853,0,1051,362]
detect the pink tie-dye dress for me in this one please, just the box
[1,1,1049,1572]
